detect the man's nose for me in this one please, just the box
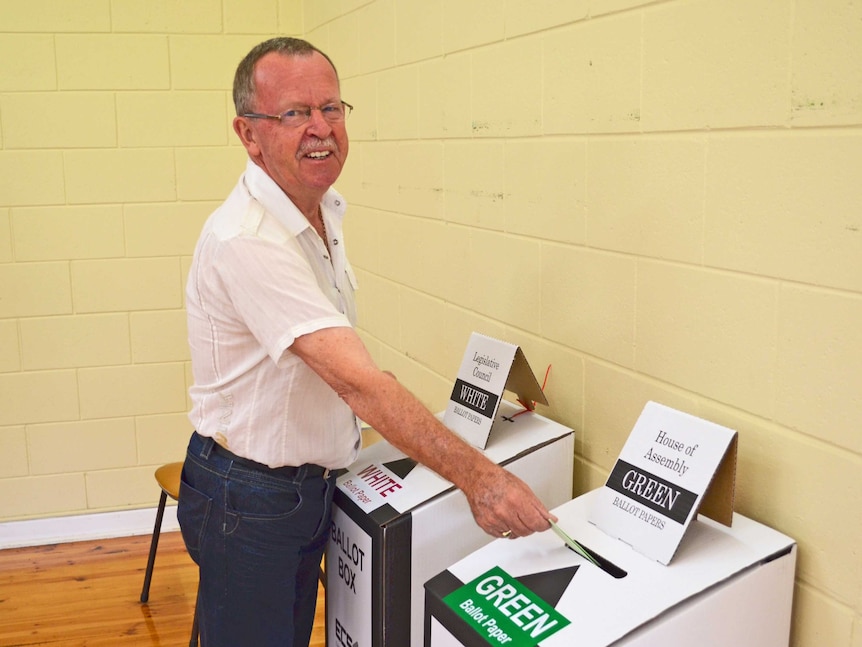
[305,107,333,132]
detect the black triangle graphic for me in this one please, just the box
[383,457,418,479]
[515,565,579,608]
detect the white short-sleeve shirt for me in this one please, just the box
[186,160,361,469]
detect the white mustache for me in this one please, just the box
[297,137,337,157]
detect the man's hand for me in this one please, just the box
[461,463,558,539]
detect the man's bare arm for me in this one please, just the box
[291,326,556,538]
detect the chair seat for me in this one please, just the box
[155,462,183,500]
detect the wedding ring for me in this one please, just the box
[501,530,512,538]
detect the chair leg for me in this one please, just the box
[140,490,168,603]
[190,582,200,646]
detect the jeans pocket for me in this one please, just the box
[227,482,303,521]
[177,475,212,564]
[224,473,309,547]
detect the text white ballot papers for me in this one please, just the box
[443,332,547,448]
[590,401,738,564]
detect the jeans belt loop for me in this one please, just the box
[198,433,214,460]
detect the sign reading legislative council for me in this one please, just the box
[589,401,738,565]
[443,333,547,449]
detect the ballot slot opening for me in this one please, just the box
[566,543,627,579]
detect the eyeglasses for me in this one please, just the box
[241,101,353,128]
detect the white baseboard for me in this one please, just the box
[0,505,180,550]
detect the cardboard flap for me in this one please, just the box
[589,401,739,564]
[696,432,738,526]
[443,333,549,448]
[504,347,549,409]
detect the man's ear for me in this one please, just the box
[233,116,261,158]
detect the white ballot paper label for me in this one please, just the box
[443,333,518,448]
[590,401,737,564]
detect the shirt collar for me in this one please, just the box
[242,159,347,235]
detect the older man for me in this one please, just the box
[178,37,555,646]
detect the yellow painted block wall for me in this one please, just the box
[0,0,303,519]
[0,1,860,645]
[318,2,862,646]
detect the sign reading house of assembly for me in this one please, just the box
[444,332,547,449]
[589,401,738,565]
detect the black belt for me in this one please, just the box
[207,436,332,479]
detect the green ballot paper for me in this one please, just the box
[549,519,600,566]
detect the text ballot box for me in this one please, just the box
[326,400,575,647]
[424,489,796,647]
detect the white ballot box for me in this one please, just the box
[326,401,575,647]
[424,489,796,647]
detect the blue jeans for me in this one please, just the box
[177,432,336,647]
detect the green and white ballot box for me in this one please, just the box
[325,400,574,647]
[424,403,796,647]
[424,490,795,647]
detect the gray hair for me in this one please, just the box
[232,37,339,115]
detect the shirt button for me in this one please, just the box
[333,238,339,245]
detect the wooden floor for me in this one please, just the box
[0,531,326,646]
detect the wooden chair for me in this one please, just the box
[140,461,199,646]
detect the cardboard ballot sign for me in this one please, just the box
[425,490,796,647]
[444,333,548,449]
[326,401,574,647]
[589,401,738,564]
